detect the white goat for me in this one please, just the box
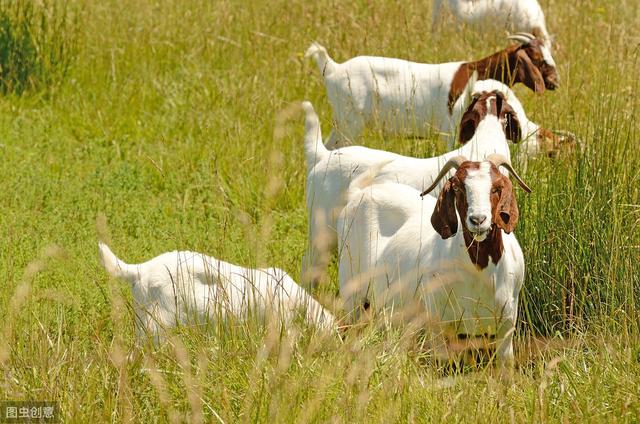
[337,155,531,365]
[305,35,558,148]
[98,242,337,343]
[432,0,553,51]
[302,93,519,286]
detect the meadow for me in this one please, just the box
[0,0,639,421]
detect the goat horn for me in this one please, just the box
[486,154,532,193]
[420,156,467,197]
[507,33,534,44]
[515,32,536,39]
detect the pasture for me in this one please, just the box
[0,0,638,421]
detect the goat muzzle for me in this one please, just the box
[545,74,560,90]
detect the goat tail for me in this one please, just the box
[305,42,335,76]
[302,101,328,167]
[98,241,138,284]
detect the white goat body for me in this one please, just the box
[302,98,512,285]
[432,0,552,50]
[305,40,557,148]
[306,43,469,148]
[99,242,337,342]
[336,164,525,364]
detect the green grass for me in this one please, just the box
[0,0,639,421]
[0,0,77,94]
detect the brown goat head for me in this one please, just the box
[510,38,559,93]
[458,91,522,145]
[427,157,530,268]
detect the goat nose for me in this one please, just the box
[469,215,487,226]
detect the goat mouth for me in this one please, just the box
[469,229,489,242]
[545,80,559,90]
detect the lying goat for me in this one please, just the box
[98,242,337,343]
[432,0,553,51]
[337,155,531,366]
[302,92,520,286]
[306,33,557,148]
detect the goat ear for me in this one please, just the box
[516,49,545,94]
[458,111,479,144]
[431,181,458,239]
[500,102,522,143]
[494,178,519,233]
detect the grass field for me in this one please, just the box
[0,0,639,421]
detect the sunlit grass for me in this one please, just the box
[0,0,638,421]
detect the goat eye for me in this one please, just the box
[492,187,502,194]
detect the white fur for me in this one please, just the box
[337,166,525,365]
[98,242,337,343]
[305,43,475,148]
[305,43,555,149]
[301,100,511,286]
[432,0,553,51]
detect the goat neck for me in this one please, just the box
[448,46,518,113]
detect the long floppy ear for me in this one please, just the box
[493,177,519,233]
[516,49,545,93]
[499,100,522,143]
[458,97,480,145]
[431,181,458,239]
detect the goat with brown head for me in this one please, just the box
[458,90,522,145]
[421,155,531,269]
[448,33,559,111]
[504,33,559,92]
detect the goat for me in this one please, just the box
[337,155,531,366]
[98,242,337,343]
[302,92,520,286]
[305,33,557,148]
[457,79,573,158]
[432,0,553,51]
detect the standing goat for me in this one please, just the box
[305,33,557,148]
[302,92,520,286]
[432,0,553,51]
[337,155,531,365]
[98,242,337,343]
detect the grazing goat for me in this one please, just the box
[305,33,557,148]
[98,242,337,343]
[337,155,531,365]
[302,93,520,286]
[432,0,553,51]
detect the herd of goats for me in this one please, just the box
[99,0,575,367]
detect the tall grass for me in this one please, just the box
[0,0,77,94]
[0,0,638,421]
